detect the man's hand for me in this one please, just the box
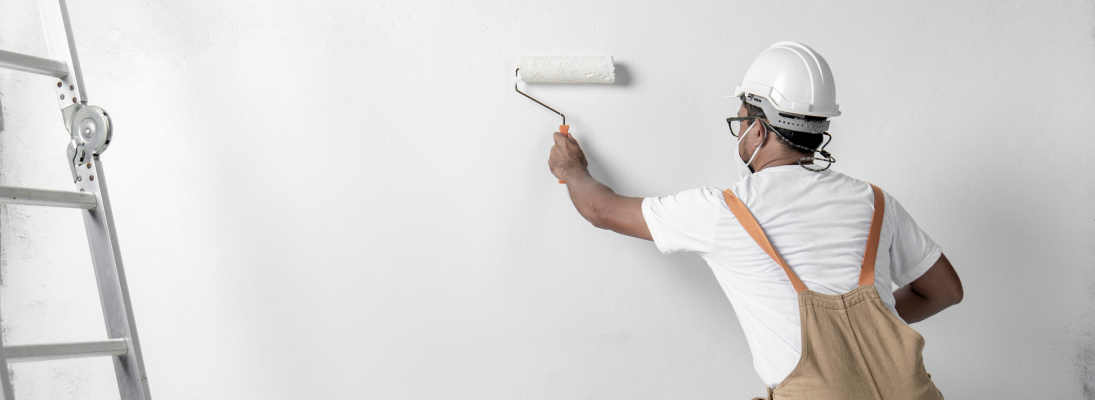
[549,132,588,182]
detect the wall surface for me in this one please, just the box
[1,0,1093,399]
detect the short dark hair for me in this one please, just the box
[743,101,825,156]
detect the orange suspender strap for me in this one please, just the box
[722,184,886,293]
[722,189,809,293]
[858,184,886,286]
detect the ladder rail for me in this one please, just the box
[0,343,11,400]
[75,159,151,399]
[39,0,86,109]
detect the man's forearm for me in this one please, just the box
[560,167,615,228]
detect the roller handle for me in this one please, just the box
[558,125,570,184]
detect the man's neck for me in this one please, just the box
[753,153,813,173]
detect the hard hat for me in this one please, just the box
[730,42,840,134]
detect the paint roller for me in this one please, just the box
[515,56,615,183]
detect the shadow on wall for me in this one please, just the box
[1079,283,1095,399]
[614,63,632,86]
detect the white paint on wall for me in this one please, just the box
[0,0,1093,398]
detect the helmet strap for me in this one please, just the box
[795,132,835,172]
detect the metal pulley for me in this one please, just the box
[70,104,111,156]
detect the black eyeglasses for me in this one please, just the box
[726,116,774,137]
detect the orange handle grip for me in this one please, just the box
[557,125,570,184]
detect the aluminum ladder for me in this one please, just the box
[0,0,151,399]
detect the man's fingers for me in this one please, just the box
[553,132,566,144]
[553,131,578,146]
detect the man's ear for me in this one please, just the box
[755,122,769,145]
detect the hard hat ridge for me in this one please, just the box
[731,41,841,119]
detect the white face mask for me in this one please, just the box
[736,120,766,180]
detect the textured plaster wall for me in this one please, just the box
[1,0,1093,399]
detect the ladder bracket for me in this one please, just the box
[67,139,87,182]
[64,103,111,181]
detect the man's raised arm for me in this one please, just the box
[548,132,652,241]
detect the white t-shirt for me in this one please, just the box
[641,165,942,388]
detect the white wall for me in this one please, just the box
[1,0,1093,398]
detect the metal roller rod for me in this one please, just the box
[5,339,128,363]
[0,49,68,78]
[514,68,566,125]
[0,185,97,209]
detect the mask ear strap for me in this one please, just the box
[758,119,773,138]
[746,124,766,162]
[736,121,761,180]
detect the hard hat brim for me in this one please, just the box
[726,86,746,99]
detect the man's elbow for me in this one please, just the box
[945,267,964,306]
[948,282,964,306]
[589,217,608,230]
[933,279,963,308]
[582,200,608,229]
[930,254,963,307]
[586,201,625,232]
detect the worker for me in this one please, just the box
[546,42,963,399]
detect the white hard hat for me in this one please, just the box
[731,42,841,121]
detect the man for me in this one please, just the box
[546,42,962,399]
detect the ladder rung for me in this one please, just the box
[4,339,128,363]
[0,185,96,209]
[0,49,69,78]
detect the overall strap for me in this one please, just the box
[722,189,809,293]
[858,184,886,286]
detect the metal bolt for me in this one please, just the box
[57,81,62,87]
[89,175,94,181]
[85,127,91,135]
[86,162,92,169]
[69,85,74,90]
[60,94,65,100]
[72,97,77,103]
[79,188,85,192]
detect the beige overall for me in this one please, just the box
[723,185,943,400]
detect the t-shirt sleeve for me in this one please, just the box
[885,192,944,287]
[641,187,723,255]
